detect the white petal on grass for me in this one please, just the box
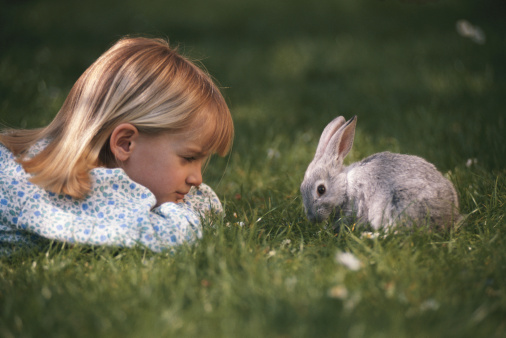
[456,20,486,44]
[466,158,478,168]
[281,239,291,247]
[267,148,280,160]
[360,231,380,239]
[336,252,362,271]
[420,298,440,312]
[327,285,348,299]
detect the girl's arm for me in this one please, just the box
[16,196,204,252]
[178,183,224,215]
[8,167,221,252]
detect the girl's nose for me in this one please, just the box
[187,167,202,187]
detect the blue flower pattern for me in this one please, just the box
[0,141,223,253]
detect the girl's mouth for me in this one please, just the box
[175,192,186,200]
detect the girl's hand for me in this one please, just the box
[182,184,223,215]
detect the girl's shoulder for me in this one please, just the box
[87,167,157,206]
[0,142,20,172]
[0,138,51,161]
[27,138,51,158]
[0,142,12,160]
[1,140,156,210]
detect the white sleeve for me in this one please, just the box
[17,198,203,252]
[180,183,224,215]
[8,167,207,252]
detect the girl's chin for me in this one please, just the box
[153,196,179,207]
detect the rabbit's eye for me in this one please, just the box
[317,185,326,195]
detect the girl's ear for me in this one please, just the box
[109,123,139,162]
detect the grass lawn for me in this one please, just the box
[1,0,505,337]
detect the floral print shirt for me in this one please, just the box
[0,140,223,253]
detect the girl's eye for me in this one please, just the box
[183,156,196,163]
[317,184,326,195]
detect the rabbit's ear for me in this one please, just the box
[328,115,357,160]
[315,116,346,159]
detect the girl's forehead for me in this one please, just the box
[160,128,210,153]
[187,122,219,148]
[150,104,231,156]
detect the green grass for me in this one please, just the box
[1,0,505,337]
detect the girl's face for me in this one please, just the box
[121,131,207,206]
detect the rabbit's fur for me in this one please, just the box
[300,116,460,230]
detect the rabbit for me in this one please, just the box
[300,115,461,230]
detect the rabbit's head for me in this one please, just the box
[300,116,357,223]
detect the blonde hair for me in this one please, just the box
[0,37,234,198]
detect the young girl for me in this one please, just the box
[0,36,234,253]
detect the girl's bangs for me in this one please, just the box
[193,104,233,157]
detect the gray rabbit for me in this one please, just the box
[300,116,461,230]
